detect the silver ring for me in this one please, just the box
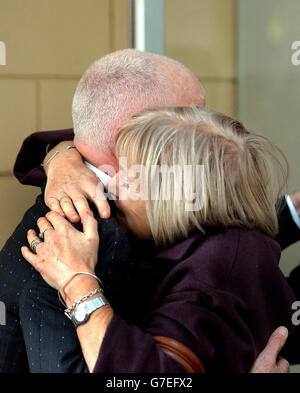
[39,226,54,240]
[30,238,43,254]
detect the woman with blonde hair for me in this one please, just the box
[22,106,295,373]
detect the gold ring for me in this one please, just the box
[30,238,43,254]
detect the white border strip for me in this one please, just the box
[134,0,146,51]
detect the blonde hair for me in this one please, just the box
[115,106,288,247]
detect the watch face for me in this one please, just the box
[74,303,87,322]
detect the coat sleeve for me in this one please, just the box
[13,128,74,186]
[275,196,300,250]
[89,230,296,374]
[88,286,260,374]
[88,314,187,373]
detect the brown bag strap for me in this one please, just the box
[154,336,205,373]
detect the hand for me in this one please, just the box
[21,211,99,298]
[250,327,290,373]
[44,141,110,223]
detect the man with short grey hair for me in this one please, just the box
[0,49,206,373]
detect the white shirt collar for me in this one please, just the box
[285,194,300,229]
[84,161,112,186]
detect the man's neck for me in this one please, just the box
[84,161,111,186]
[75,140,118,177]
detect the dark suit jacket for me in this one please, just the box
[274,198,300,300]
[275,197,300,252]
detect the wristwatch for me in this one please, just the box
[70,296,110,328]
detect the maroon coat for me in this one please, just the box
[13,130,297,372]
[90,227,296,373]
[14,128,74,187]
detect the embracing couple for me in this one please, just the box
[1,49,300,373]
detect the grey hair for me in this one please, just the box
[72,49,201,151]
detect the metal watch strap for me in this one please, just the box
[70,296,110,328]
[64,288,103,319]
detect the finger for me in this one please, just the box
[59,195,81,223]
[89,182,111,219]
[276,357,290,373]
[37,217,54,239]
[21,246,40,270]
[82,214,99,239]
[93,197,110,219]
[45,210,74,231]
[27,229,44,253]
[46,197,66,217]
[263,327,289,358]
[72,195,94,222]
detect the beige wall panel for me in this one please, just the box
[0,79,36,171]
[112,0,131,50]
[39,79,79,131]
[291,364,300,373]
[165,0,237,79]
[281,242,300,281]
[0,0,110,76]
[202,81,237,118]
[0,177,39,248]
